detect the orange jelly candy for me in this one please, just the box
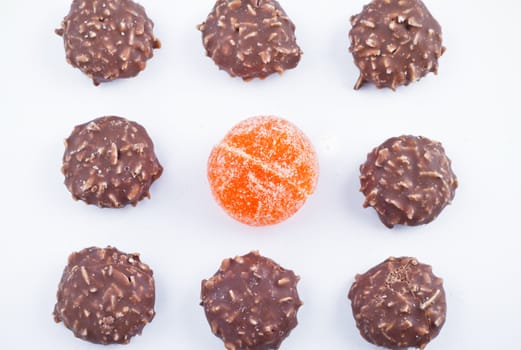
[208,116,319,226]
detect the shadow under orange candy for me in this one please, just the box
[208,116,319,226]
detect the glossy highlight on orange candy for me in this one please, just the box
[208,116,319,226]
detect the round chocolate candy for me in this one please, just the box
[56,0,161,85]
[207,116,319,226]
[348,257,446,349]
[198,0,302,80]
[360,135,457,228]
[200,251,302,350]
[62,116,163,208]
[349,0,445,90]
[53,246,155,344]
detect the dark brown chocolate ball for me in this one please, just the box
[200,251,302,350]
[62,116,163,208]
[198,0,302,80]
[349,0,445,90]
[348,257,446,349]
[360,135,457,228]
[53,247,155,344]
[55,0,161,85]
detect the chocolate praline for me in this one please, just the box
[349,0,445,90]
[348,257,447,349]
[56,0,161,85]
[198,0,302,80]
[62,116,163,208]
[200,251,302,349]
[53,246,156,344]
[360,135,457,228]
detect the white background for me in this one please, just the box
[1,0,520,349]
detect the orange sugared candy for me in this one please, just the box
[207,116,319,226]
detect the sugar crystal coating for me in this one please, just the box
[53,246,155,344]
[348,257,447,349]
[56,0,161,85]
[207,116,319,226]
[201,251,302,350]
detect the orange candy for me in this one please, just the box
[207,116,319,226]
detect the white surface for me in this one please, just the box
[1,0,520,349]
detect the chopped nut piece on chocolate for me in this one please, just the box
[198,0,302,80]
[360,135,457,228]
[56,0,161,85]
[348,257,447,349]
[201,251,302,349]
[53,247,156,344]
[349,0,445,90]
[62,116,163,208]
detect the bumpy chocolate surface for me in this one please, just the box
[201,251,302,350]
[62,116,163,208]
[349,0,444,90]
[198,0,302,80]
[348,257,446,349]
[56,0,160,85]
[53,247,155,344]
[360,135,457,228]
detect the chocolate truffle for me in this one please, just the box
[62,116,163,208]
[360,135,457,228]
[349,0,445,90]
[200,251,302,350]
[53,246,155,344]
[56,0,161,85]
[348,257,446,349]
[198,0,302,80]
